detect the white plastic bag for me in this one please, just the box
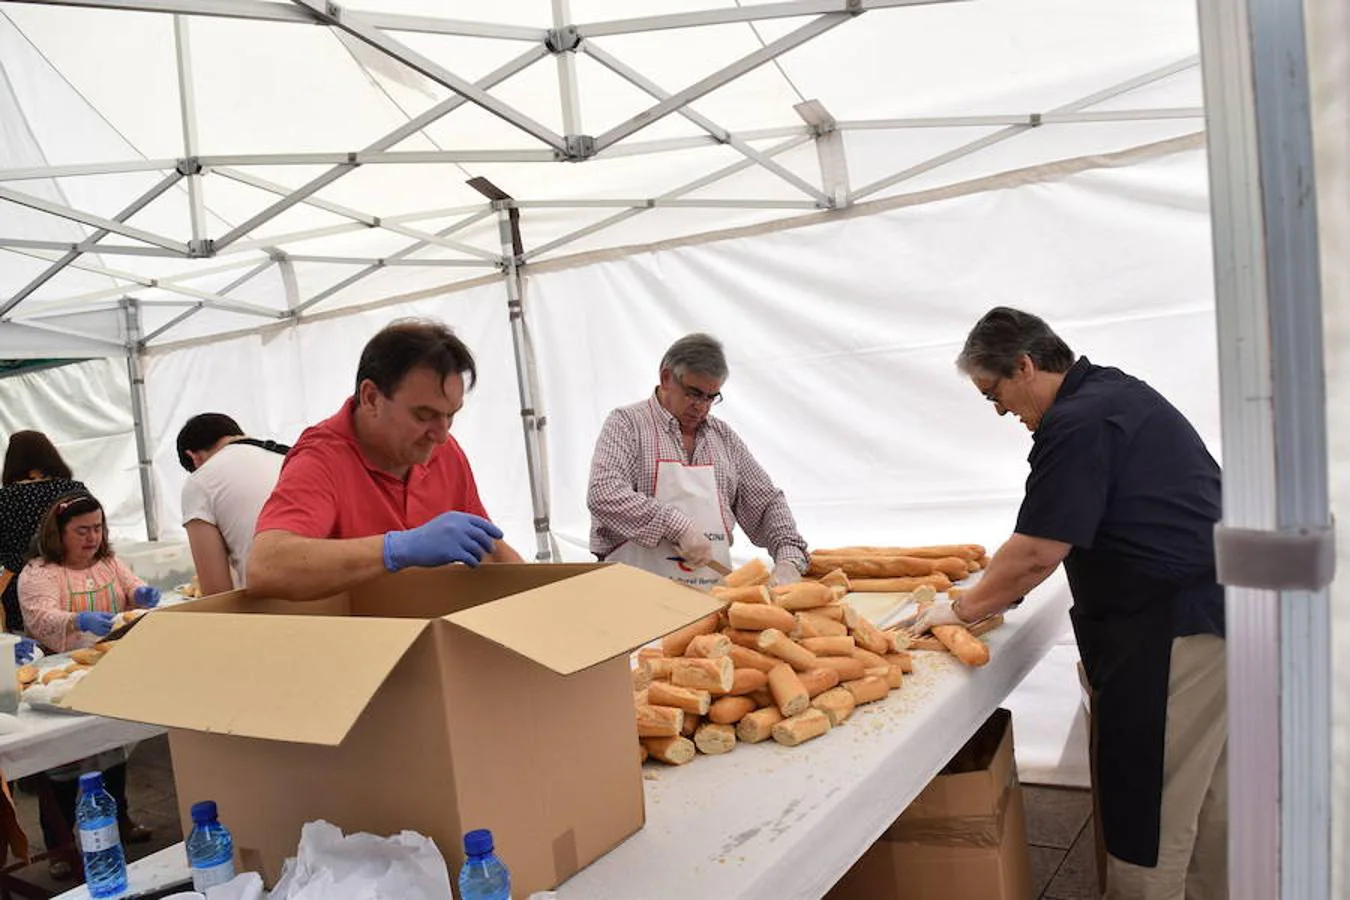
[267,820,452,900]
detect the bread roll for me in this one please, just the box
[811,686,857,726]
[771,708,832,747]
[722,668,769,696]
[792,612,847,639]
[843,675,889,705]
[851,616,890,656]
[16,664,37,686]
[727,602,795,632]
[812,655,866,682]
[932,624,991,667]
[635,704,683,737]
[736,707,784,743]
[727,645,778,673]
[767,663,809,717]
[797,667,841,698]
[710,585,771,604]
[684,633,732,659]
[884,651,914,674]
[725,558,770,588]
[694,722,737,755]
[680,712,702,737]
[798,636,856,657]
[642,735,696,765]
[771,582,834,611]
[756,628,819,672]
[707,695,757,725]
[671,657,735,693]
[661,612,722,657]
[648,681,712,715]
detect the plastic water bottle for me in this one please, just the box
[75,771,127,899]
[185,800,236,890]
[458,828,510,900]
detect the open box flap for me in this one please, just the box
[444,564,723,675]
[67,611,428,745]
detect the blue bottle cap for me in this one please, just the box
[190,800,218,825]
[463,829,494,856]
[77,771,104,793]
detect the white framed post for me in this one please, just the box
[1196,0,1334,899]
[121,298,161,540]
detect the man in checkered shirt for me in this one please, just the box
[587,333,809,589]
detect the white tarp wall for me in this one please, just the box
[0,357,146,538]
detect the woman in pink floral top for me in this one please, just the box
[18,492,158,652]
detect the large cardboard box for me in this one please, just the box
[827,708,1033,900]
[69,563,719,896]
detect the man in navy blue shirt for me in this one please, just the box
[910,307,1226,899]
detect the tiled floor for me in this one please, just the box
[5,740,1102,899]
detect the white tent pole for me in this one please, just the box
[493,207,554,562]
[211,43,550,251]
[581,42,831,204]
[0,239,183,257]
[0,160,181,181]
[0,185,189,253]
[290,0,567,152]
[121,298,161,540]
[1,170,183,317]
[173,15,207,247]
[1196,0,1333,898]
[7,0,546,38]
[796,100,850,209]
[593,13,851,152]
[575,0,950,37]
[551,0,583,136]
[853,56,1199,200]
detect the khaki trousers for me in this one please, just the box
[1099,634,1228,900]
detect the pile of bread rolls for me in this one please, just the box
[19,638,123,707]
[634,559,916,766]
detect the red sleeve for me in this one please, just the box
[255,446,341,538]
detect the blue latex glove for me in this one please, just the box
[12,638,37,666]
[383,512,504,572]
[133,585,162,608]
[75,611,116,636]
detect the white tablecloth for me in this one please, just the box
[0,705,165,781]
[557,573,1072,899]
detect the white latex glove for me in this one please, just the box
[903,597,964,636]
[674,524,715,569]
[769,561,801,587]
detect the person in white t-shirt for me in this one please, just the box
[176,413,288,595]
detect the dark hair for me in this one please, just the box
[353,319,477,401]
[956,307,1075,377]
[2,430,73,486]
[176,413,245,473]
[31,492,111,565]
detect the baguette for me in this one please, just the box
[904,614,1004,651]
[792,612,847,639]
[806,556,936,578]
[932,624,991,667]
[736,707,784,743]
[812,655,867,682]
[756,628,819,672]
[635,704,684,737]
[772,708,832,747]
[722,668,769,696]
[642,735,696,765]
[694,722,737,755]
[661,612,721,657]
[671,657,735,693]
[725,558,770,588]
[727,645,778,673]
[771,582,834,611]
[816,568,851,591]
[850,616,890,656]
[797,667,841,698]
[816,545,985,561]
[707,695,757,725]
[798,635,856,657]
[684,633,731,659]
[851,647,890,670]
[647,681,712,715]
[845,574,952,593]
[710,584,771,604]
[843,675,890,705]
[727,602,795,632]
[811,686,857,726]
[767,663,810,717]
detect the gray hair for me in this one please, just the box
[660,333,728,380]
[956,307,1075,377]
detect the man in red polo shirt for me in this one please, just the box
[248,319,523,601]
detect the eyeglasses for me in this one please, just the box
[980,378,1004,405]
[676,375,723,407]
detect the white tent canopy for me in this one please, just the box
[1,1,1345,898]
[0,0,1204,349]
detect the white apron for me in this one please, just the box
[607,457,732,589]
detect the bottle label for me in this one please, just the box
[79,822,120,853]
[192,859,237,890]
